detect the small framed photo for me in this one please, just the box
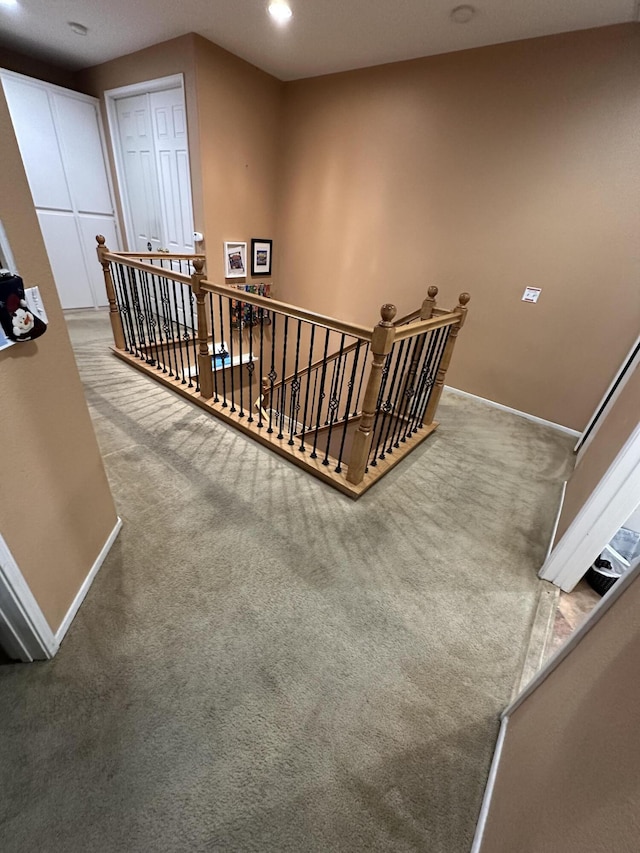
[251,238,272,277]
[224,242,247,278]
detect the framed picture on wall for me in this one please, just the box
[224,242,247,278]
[251,239,272,277]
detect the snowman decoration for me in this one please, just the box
[0,272,47,343]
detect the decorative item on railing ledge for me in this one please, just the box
[95,235,470,498]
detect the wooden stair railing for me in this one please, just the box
[97,236,470,497]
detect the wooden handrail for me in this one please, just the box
[200,279,373,341]
[116,252,206,260]
[102,251,193,285]
[392,311,461,341]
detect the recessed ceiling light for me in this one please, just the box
[0,0,19,9]
[268,1,292,24]
[451,5,476,24]
[68,21,89,36]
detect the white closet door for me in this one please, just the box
[1,78,71,211]
[78,217,118,308]
[116,94,164,253]
[150,88,195,254]
[37,212,94,309]
[52,95,113,216]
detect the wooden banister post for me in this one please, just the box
[420,286,438,319]
[96,234,125,350]
[347,303,397,486]
[423,292,470,426]
[191,258,214,400]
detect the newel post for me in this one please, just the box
[423,292,470,426]
[96,235,125,350]
[191,258,214,400]
[420,285,439,319]
[346,303,397,486]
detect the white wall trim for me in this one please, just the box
[444,386,580,437]
[470,716,508,853]
[0,534,58,661]
[545,480,567,563]
[575,333,640,460]
[55,517,122,644]
[539,423,640,591]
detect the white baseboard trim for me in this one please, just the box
[444,386,580,437]
[55,517,123,645]
[471,715,508,853]
[545,480,567,563]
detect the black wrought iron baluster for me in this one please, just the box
[390,335,425,449]
[257,306,265,428]
[149,271,166,371]
[336,344,348,419]
[277,315,289,440]
[209,293,219,402]
[125,267,144,358]
[237,300,245,417]
[369,350,394,467]
[247,302,255,423]
[189,288,198,392]
[353,342,370,415]
[325,359,339,425]
[335,340,363,474]
[298,324,316,452]
[159,276,175,377]
[419,327,450,423]
[384,339,413,453]
[170,281,186,383]
[322,334,346,466]
[378,341,407,459]
[114,264,134,353]
[228,299,236,412]
[310,329,331,460]
[287,319,302,445]
[267,312,277,434]
[218,296,228,407]
[141,270,160,367]
[136,268,155,364]
[179,282,193,387]
[408,329,440,434]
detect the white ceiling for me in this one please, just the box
[0,0,636,80]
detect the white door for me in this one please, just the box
[149,88,195,255]
[113,86,194,256]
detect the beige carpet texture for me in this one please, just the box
[0,310,575,852]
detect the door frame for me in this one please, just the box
[0,533,58,662]
[574,333,640,462]
[472,553,640,851]
[104,74,192,253]
[539,421,640,591]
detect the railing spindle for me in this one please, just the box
[238,300,245,418]
[310,328,332,460]
[347,305,397,486]
[277,315,289,440]
[299,324,316,452]
[335,340,363,473]
[322,333,346,466]
[267,312,277,433]
[218,296,228,407]
[209,293,219,402]
[288,319,302,445]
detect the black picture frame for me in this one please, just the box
[251,238,272,277]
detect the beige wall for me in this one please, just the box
[0,88,118,632]
[78,34,284,283]
[0,46,78,90]
[479,571,640,852]
[192,35,283,283]
[554,362,640,544]
[276,25,640,431]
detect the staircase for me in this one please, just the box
[96,236,469,497]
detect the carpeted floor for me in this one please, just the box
[0,309,575,853]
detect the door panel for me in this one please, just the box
[52,95,113,216]
[150,88,195,254]
[2,78,71,211]
[116,94,163,253]
[37,211,93,309]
